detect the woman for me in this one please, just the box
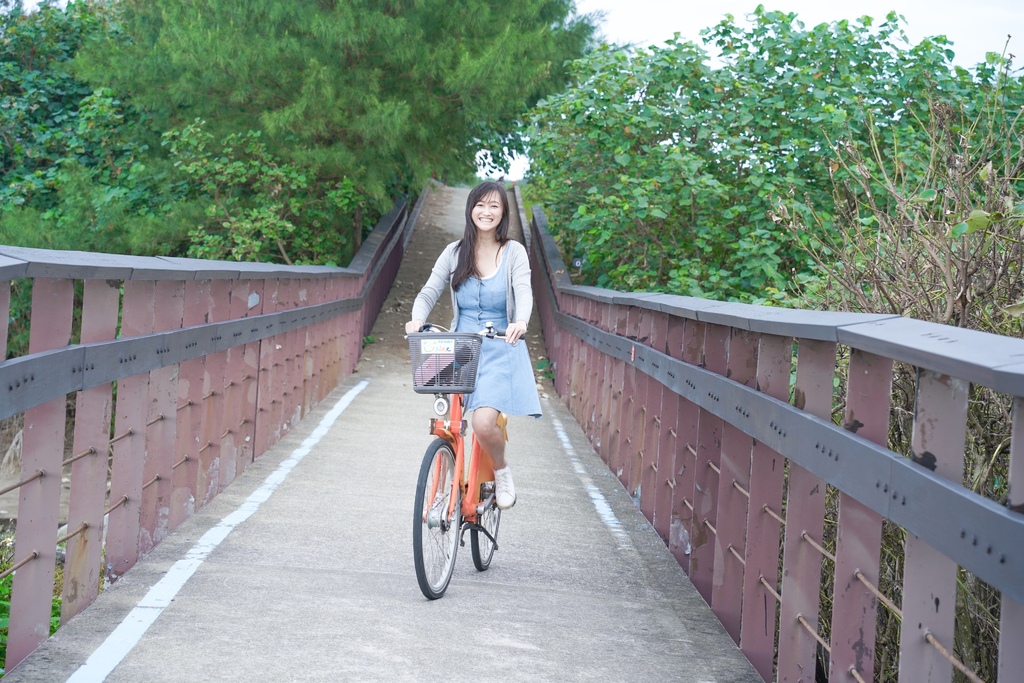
[406,181,542,510]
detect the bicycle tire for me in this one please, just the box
[471,488,501,571]
[413,438,461,599]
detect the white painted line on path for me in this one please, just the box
[547,408,630,549]
[66,380,370,683]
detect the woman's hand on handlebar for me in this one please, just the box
[405,319,424,335]
[505,320,527,345]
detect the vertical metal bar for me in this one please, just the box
[255,279,279,458]
[7,277,73,669]
[580,297,598,442]
[613,306,641,487]
[106,279,154,581]
[595,301,614,457]
[138,280,183,555]
[606,304,628,469]
[739,333,793,681]
[0,279,9,359]
[197,279,230,509]
[689,323,729,601]
[898,369,967,681]
[777,339,836,683]
[568,296,587,424]
[62,279,119,622]
[219,280,247,491]
[671,318,705,571]
[239,280,264,470]
[654,315,684,544]
[713,328,758,642]
[829,348,892,681]
[283,279,302,429]
[640,310,669,528]
[1000,398,1024,680]
[169,280,207,530]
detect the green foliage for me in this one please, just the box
[74,0,599,204]
[164,121,372,265]
[526,7,1020,303]
[0,0,193,255]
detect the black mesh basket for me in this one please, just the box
[408,332,482,394]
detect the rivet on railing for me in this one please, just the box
[727,545,745,565]
[801,532,836,563]
[923,630,985,683]
[63,446,97,467]
[203,390,217,399]
[666,478,676,489]
[146,414,165,427]
[795,614,830,654]
[686,444,697,456]
[650,462,658,473]
[177,400,194,411]
[0,469,45,497]
[762,504,785,525]
[198,441,212,453]
[56,522,89,545]
[853,570,901,618]
[142,475,160,490]
[220,429,232,439]
[104,495,129,516]
[172,456,189,470]
[732,480,749,498]
[0,551,40,582]
[708,461,721,475]
[703,519,717,535]
[109,428,135,445]
[758,575,781,603]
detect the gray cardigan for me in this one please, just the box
[411,240,534,331]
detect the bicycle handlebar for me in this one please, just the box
[418,322,507,339]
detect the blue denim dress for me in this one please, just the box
[455,255,542,417]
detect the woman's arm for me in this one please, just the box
[508,241,534,328]
[408,242,458,332]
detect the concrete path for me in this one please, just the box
[5,185,760,683]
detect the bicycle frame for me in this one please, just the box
[429,391,494,526]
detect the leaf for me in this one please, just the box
[978,160,992,181]
[912,189,938,203]
[614,153,631,166]
[1003,300,1024,317]
[965,209,990,233]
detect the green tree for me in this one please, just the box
[74,0,598,243]
[526,6,1017,302]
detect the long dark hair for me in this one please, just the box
[451,181,510,290]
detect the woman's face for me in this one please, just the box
[471,191,504,235]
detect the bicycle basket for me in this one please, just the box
[408,332,482,394]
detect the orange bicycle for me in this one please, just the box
[409,323,504,599]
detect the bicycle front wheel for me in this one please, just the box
[471,484,501,571]
[413,438,461,599]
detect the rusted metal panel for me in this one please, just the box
[197,280,230,509]
[899,368,967,680]
[712,328,758,643]
[829,349,892,682]
[690,323,729,601]
[138,281,183,555]
[283,279,303,430]
[1001,397,1024,680]
[62,279,120,623]
[7,277,73,670]
[170,280,208,530]
[594,302,614,457]
[777,339,835,683]
[106,280,154,582]
[739,333,792,681]
[653,316,684,543]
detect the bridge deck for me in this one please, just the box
[5,186,759,682]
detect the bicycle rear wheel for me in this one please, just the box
[413,438,461,599]
[471,483,501,571]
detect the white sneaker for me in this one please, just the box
[494,466,517,510]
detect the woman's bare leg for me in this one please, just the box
[472,406,506,469]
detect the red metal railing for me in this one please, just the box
[0,191,426,670]
[520,186,1024,683]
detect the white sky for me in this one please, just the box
[575,0,1024,68]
